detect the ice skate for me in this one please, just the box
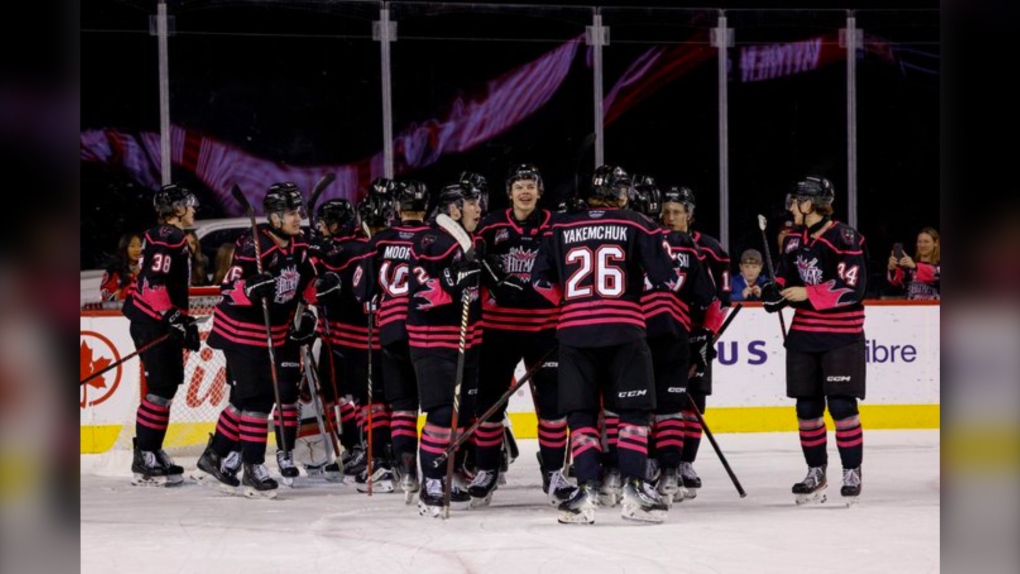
[598,468,622,507]
[192,440,241,493]
[416,477,470,518]
[656,467,687,506]
[678,462,701,500]
[557,481,598,525]
[155,449,184,485]
[793,465,828,505]
[242,462,279,499]
[131,440,171,487]
[276,450,299,487]
[355,460,396,493]
[341,446,368,484]
[399,453,420,505]
[621,477,668,523]
[544,469,575,507]
[841,467,861,507]
[467,469,499,508]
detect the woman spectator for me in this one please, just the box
[99,232,143,301]
[185,230,210,286]
[888,227,940,300]
[210,242,236,285]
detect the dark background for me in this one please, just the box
[81,0,939,297]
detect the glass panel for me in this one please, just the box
[389,2,593,211]
[81,1,158,270]
[856,9,939,297]
[727,9,849,260]
[601,7,719,232]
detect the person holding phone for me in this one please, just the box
[888,227,940,300]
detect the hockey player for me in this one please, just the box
[761,176,867,506]
[195,183,325,498]
[473,164,570,507]
[662,185,731,499]
[354,180,432,502]
[407,181,487,517]
[309,197,389,486]
[122,183,199,486]
[532,165,678,524]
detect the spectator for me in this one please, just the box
[888,227,941,300]
[184,230,210,286]
[731,248,768,302]
[99,232,143,301]
[210,242,236,285]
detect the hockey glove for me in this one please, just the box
[690,329,717,371]
[162,308,196,340]
[244,272,276,302]
[184,323,201,352]
[444,259,481,290]
[315,272,342,305]
[761,281,788,314]
[288,310,318,345]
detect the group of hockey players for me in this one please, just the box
[122,164,867,524]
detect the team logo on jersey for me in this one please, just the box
[275,265,300,303]
[420,233,437,249]
[399,231,415,240]
[786,236,801,253]
[841,227,856,245]
[502,246,538,278]
[589,210,605,219]
[494,228,510,244]
[795,255,823,286]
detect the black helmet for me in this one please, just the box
[459,171,489,197]
[663,185,696,209]
[435,181,487,217]
[584,164,631,203]
[505,163,543,194]
[370,177,396,198]
[264,182,305,217]
[393,179,430,213]
[316,199,355,230]
[630,175,662,218]
[153,183,197,216]
[787,176,835,209]
[358,193,394,228]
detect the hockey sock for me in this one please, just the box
[474,420,504,471]
[567,412,602,483]
[364,403,392,461]
[679,410,703,463]
[391,410,420,470]
[835,415,863,469]
[134,394,171,452]
[653,413,685,470]
[798,417,828,468]
[537,417,568,471]
[602,411,620,469]
[273,403,300,452]
[617,416,650,482]
[338,398,360,450]
[210,405,241,456]
[239,411,270,465]
[420,415,452,480]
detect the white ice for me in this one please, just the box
[81,430,939,574]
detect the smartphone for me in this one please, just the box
[893,242,905,259]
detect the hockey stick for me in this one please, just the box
[435,213,476,519]
[757,214,787,341]
[686,303,746,498]
[300,343,342,464]
[231,183,290,461]
[79,316,211,386]
[430,347,555,469]
[365,304,376,496]
[307,172,337,222]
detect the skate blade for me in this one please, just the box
[469,492,494,509]
[557,508,596,525]
[843,495,859,507]
[417,501,444,518]
[680,487,698,500]
[621,502,667,523]
[356,480,396,494]
[403,487,419,505]
[190,472,239,494]
[497,474,507,486]
[598,493,620,507]
[795,490,828,505]
[131,474,170,487]
[281,476,296,488]
[244,487,279,499]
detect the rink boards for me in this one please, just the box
[79,301,939,454]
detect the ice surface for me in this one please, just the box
[81,430,939,574]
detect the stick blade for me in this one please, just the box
[757,214,768,231]
[309,172,337,215]
[435,213,475,258]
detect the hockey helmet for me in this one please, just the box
[786,176,835,210]
[505,163,543,194]
[358,193,395,228]
[369,177,396,198]
[459,171,489,197]
[264,182,306,217]
[316,199,355,230]
[630,175,662,218]
[435,181,487,217]
[153,183,198,215]
[584,164,632,204]
[393,179,430,213]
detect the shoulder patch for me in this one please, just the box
[840,226,857,245]
[420,232,438,249]
[785,236,801,253]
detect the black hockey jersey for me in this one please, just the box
[353,221,431,347]
[475,208,558,333]
[313,231,380,352]
[776,220,867,353]
[406,225,484,351]
[123,224,191,323]
[691,231,732,307]
[532,207,680,348]
[206,224,316,351]
[641,230,717,339]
